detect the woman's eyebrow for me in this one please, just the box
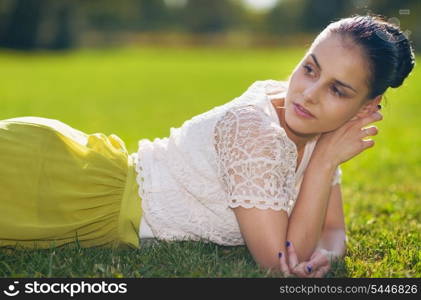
[310,53,322,70]
[309,53,358,94]
[334,78,358,94]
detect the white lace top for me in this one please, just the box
[132,79,342,246]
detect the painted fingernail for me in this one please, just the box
[307,265,312,273]
[278,252,283,258]
[286,241,291,247]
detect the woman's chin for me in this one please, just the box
[285,114,319,136]
[286,113,307,130]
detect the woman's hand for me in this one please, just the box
[313,111,383,166]
[285,241,335,278]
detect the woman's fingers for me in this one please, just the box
[358,111,383,127]
[313,265,331,278]
[284,241,332,278]
[307,250,329,272]
[360,126,378,138]
[358,113,381,150]
[291,262,311,278]
[286,241,299,271]
[361,138,375,150]
[286,241,312,278]
[278,251,291,277]
[302,251,330,277]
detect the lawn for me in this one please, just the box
[0,46,419,277]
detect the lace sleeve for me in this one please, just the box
[213,105,296,214]
[331,165,342,186]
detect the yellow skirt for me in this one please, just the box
[0,117,142,249]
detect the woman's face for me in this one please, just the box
[285,32,378,135]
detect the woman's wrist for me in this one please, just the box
[308,152,338,176]
[311,144,340,170]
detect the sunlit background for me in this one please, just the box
[0,0,420,50]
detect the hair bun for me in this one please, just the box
[384,23,416,88]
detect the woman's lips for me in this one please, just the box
[293,103,316,118]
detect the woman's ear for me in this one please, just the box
[350,95,382,121]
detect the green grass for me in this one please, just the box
[0,46,419,277]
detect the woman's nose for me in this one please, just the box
[302,83,320,103]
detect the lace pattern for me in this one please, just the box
[214,104,297,215]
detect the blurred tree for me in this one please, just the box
[300,0,349,32]
[41,1,75,50]
[181,0,242,33]
[0,0,44,49]
[81,0,139,31]
[0,0,75,50]
[265,0,306,35]
[50,3,73,49]
[79,0,170,31]
[136,0,169,31]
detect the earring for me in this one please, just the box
[377,104,382,110]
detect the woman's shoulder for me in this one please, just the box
[187,79,287,129]
[216,104,290,145]
[246,79,288,93]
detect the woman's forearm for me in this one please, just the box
[286,154,337,262]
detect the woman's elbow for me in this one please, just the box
[250,247,286,274]
[256,257,283,274]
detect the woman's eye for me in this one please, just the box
[303,65,314,76]
[331,86,344,97]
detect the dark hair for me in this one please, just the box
[325,14,416,99]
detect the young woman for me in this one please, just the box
[0,14,415,278]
